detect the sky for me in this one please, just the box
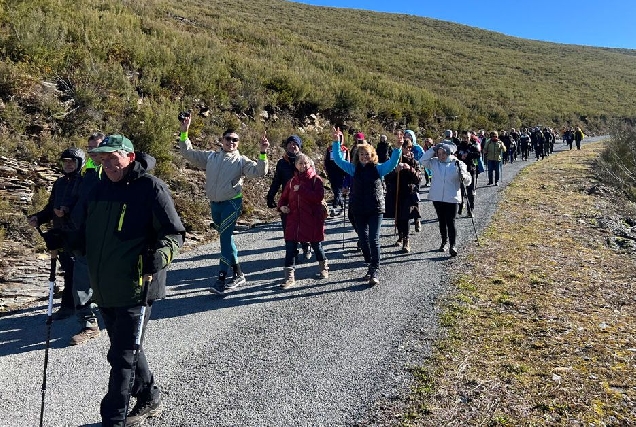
[292,0,636,49]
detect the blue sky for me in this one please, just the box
[292,0,636,49]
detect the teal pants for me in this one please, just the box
[211,198,242,274]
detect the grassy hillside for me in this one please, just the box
[1,0,635,166]
[1,0,635,237]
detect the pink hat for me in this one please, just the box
[354,132,365,141]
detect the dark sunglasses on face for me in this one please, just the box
[224,136,239,143]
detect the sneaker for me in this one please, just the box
[126,394,162,426]
[69,326,100,345]
[209,278,225,295]
[52,307,74,321]
[225,272,246,290]
[494,182,499,186]
[363,266,372,281]
[449,246,458,257]
[438,242,447,252]
[393,238,403,247]
[368,268,379,286]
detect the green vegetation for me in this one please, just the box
[1,0,635,177]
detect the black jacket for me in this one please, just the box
[267,155,296,207]
[74,152,185,307]
[350,163,384,215]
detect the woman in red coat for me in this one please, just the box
[278,153,328,289]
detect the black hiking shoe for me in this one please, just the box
[225,272,246,290]
[368,267,379,286]
[209,277,226,295]
[449,246,458,257]
[126,394,162,426]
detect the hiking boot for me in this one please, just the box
[368,268,379,286]
[225,272,246,290]
[126,393,162,426]
[449,246,458,257]
[402,238,410,253]
[438,241,447,252]
[316,260,329,279]
[209,277,225,295]
[52,306,74,321]
[69,326,100,346]
[394,237,403,247]
[281,267,295,289]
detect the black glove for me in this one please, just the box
[266,197,277,209]
[142,250,164,275]
[42,229,65,251]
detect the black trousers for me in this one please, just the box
[100,303,158,427]
[57,250,75,309]
[433,201,458,246]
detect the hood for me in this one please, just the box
[123,151,156,182]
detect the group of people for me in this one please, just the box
[29,115,584,425]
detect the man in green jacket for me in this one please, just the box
[76,134,185,427]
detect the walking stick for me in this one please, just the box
[394,166,400,236]
[124,275,152,425]
[456,162,480,246]
[342,191,348,251]
[39,246,57,427]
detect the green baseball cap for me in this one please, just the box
[89,134,134,153]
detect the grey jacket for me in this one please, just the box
[179,138,268,201]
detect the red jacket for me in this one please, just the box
[278,167,326,242]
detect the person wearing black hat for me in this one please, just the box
[27,146,86,320]
[267,135,313,260]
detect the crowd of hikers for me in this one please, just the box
[27,116,583,426]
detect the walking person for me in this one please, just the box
[574,126,585,150]
[68,132,105,345]
[419,142,472,257]
[456,131,481,217]
[324,135,350,215]
[482,131,506,185]
[383,140,421,253]
[331,127,402,285]
[28,146,86,320]
[178,115,269,294]
[267,135,312,259]
[277,153,329,289]
[71,134,185,426]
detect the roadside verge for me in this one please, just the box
[407,141,636,425]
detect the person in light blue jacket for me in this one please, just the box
[419,142,472,257]
[331,127,402,285]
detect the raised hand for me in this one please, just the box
[332,126,343,143]
[260,132,270,152]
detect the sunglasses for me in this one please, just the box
[224,136,239,143]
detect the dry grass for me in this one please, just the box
[406,143,636,426]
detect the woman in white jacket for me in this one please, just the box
[419,142,472,257]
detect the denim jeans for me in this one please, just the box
[487,160,501,184]
[211,198,243,274]
[353,213,383,268]
[284,241,326,267]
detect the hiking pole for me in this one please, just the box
[124,275,152,426]
[40,247,57,427]
[457,162,480,246]
[342,191,348,251]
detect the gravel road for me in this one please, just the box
[0,137,606,427]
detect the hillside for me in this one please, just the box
[1,0,635,241]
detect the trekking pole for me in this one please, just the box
[39,248,57,427]
[394,167,400,236]
[124,275,152,426]
[342,192,347,251]
[457,163,480,246]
